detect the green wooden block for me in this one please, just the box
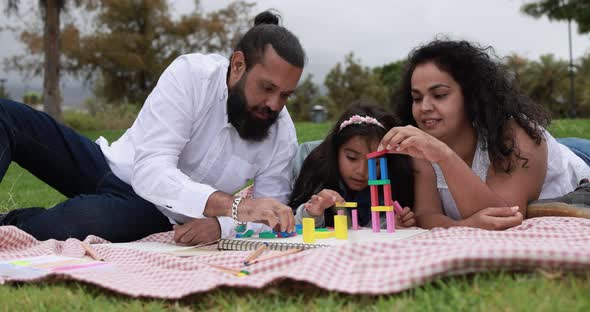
[316,228,329,232]
[259,231,276,238]
[368,179,391,185]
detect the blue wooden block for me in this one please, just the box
[380,157,389,179]
[368,158,377,180]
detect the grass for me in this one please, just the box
[0,119,589,310]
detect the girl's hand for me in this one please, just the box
[396,206,416,228]
[379,125,452,163]
[304,189,344,217]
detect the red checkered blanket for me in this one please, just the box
[1,217,589,299]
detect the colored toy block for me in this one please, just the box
[314,231,335,239]
[335,202,358,208]
[368,179,391,186]
[302,218,316,243]
[393,201,404,214]
[337,210,345,215]
[383,183,392,206]
[368,158,377,180]
[351,209,359,230]
[276,231,297,238]
[295,224,303,235]
[380,157,389,179]
[334,215,348,240]
[370,185,379,206]
[316,227,329,232]
[367,150,389,159]
[386,211,395,233]
[371,211,380,232]
[259,231,276,238]
[371,205,394,212]
[236,229,254,238]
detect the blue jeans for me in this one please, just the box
[558,138,590,168]
[0,99,172,241]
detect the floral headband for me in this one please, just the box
[339,115,385,131]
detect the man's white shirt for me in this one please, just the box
[96,53,298,238]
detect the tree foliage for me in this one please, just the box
[324,53,388,116]
[4,0,254,105]
[521,0,590,33]
[287,74,320,121]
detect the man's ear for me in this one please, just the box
[230,51,246,79]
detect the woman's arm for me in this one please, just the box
[440,121,547,218]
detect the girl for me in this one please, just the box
[381,39,590,230]
[289,101,416,228]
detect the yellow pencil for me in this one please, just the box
[80,242,104,261]
[247,248,302,265]
[243,243,268,266]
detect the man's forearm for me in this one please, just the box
[203,191,233,217]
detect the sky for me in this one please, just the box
[1,0,589,106]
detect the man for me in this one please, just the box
[0,11,304,244]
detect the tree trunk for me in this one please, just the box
[43,0,63,122]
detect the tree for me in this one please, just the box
[574,53,590,116]
[324,53,388,116]
[522,54,570,116]
[374,59,406,106]
[521,0,590,33]
[4,0,253,107]
[65,0,253,104]
[3,0,96,122]
[287,74,319,121]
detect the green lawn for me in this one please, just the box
[0,119,589,311]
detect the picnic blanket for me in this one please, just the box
[1,217,589,299]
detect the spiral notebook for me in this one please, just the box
[217,228,428,251]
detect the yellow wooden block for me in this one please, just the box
[334,215,348,240]
[302,218,316,243]
[314,231,335,239]
[335,202,358,208]
[371,205,393,212]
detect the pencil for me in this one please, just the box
[208,264,250,277]
[80,242,104,261]
[243,243,268,266]
[247,248,302,265]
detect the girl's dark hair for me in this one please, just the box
[393,39,551,172]
[289,100,414,210]
[234,10,305,69]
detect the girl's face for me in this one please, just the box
[338,135,378,191]
[410,62,472,141]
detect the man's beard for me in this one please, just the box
[227,76,279,141]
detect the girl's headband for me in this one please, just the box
[339,115,385,132]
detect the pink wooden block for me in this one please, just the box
[371,211,380,232]
[393,201,404,214]
[386,211,395,233]
[337,210,345,215]
[352,209,359,230]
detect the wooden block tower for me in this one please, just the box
[367,150,403,233]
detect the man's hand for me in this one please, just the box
[396,206,416,228]
[462,206,523,230]
[173,218,221,245]
[237,197,295,233]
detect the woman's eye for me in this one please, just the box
[434,93,448,99]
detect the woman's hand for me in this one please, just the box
[379,125,452,163]
[304,189,344,217]
[461,206,523,230]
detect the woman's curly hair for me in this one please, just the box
[393,39,551,173]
